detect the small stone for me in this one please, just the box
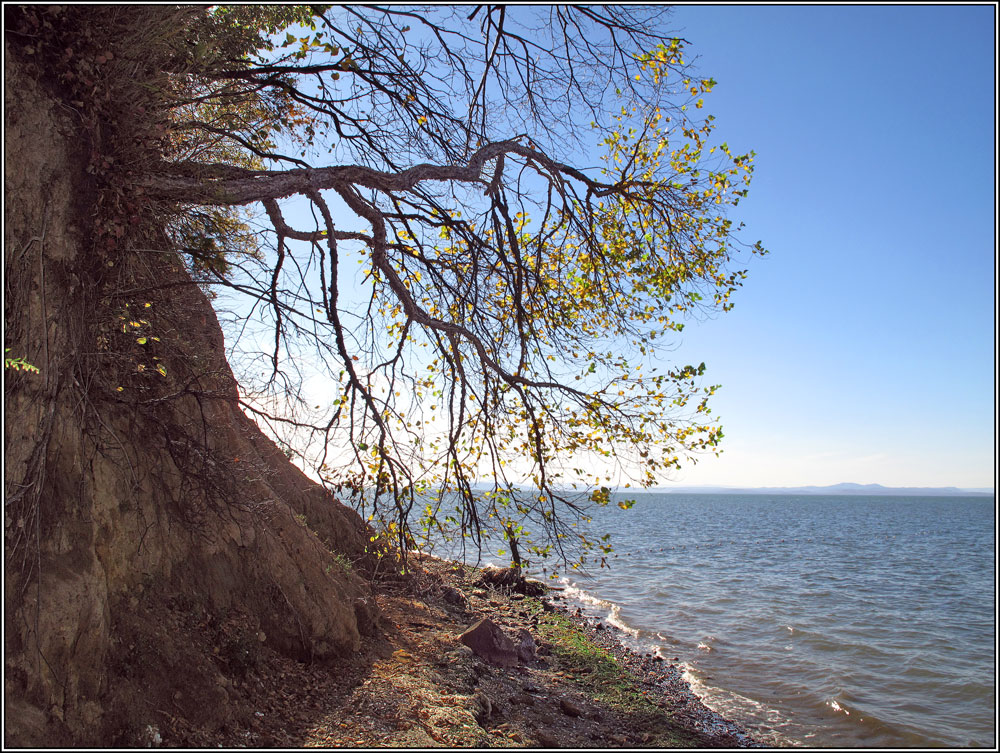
[474,691,493,719]
[141,724,162,747]
[515,628,536,662]
[559,697,583,717]
[441,586,466,607]
[535,729,560,748]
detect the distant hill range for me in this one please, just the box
[653,482,994,497]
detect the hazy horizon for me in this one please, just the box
[634,481,995,494]
[626,6,994,490]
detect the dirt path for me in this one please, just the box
[160,554,760,748]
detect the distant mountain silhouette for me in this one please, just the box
[650,482,993,497]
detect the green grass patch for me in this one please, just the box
[534,605,650,709]
[522,596,707,747]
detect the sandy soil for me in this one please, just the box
[156,553,762,748]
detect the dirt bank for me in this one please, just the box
[4,26,378,745]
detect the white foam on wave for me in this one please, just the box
[679,663,803,747]
[681,663,760,712]
[606,604,641,637]
[557,578,615,611]
[559,582,640,642]
[557,577,803,746]
[827,699,852,716]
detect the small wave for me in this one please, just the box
[814,692,953,747]
[559,578,699,653]
[606,604,641,637]
[651,630,684,648]
[679,665,804,747]
[558,578,615,611]
[827,699,850,715]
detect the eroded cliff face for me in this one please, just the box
[4,41,379,746]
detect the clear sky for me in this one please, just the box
[645,4,996,489]
[232,6,995,492]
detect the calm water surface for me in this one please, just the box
[547,494,996,747]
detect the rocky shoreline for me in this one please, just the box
[536,584,762,748]
[549,597,762,746]
[155,553,765,748]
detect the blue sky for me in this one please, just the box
[649,4,995,488]
[233,6,995,492]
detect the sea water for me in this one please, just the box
[554,493,996,747]
[431,493,996,747]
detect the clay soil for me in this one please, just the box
[150,554,759,748]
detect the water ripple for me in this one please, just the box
[559,493,995,748]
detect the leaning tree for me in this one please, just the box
[12,5,764,574]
